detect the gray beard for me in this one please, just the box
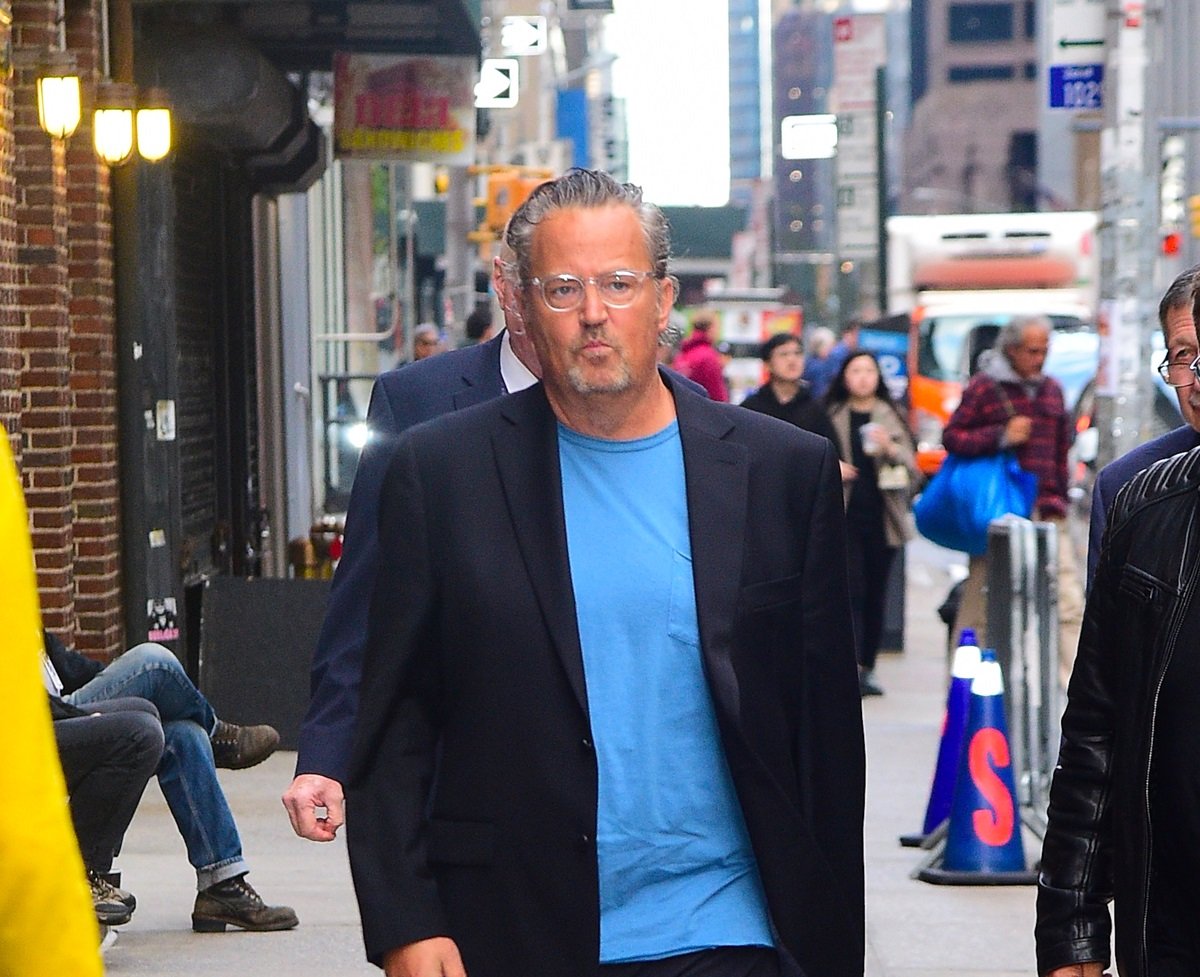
[565,360,632,394]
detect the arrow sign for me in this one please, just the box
[475,59,519,108]
[1058,37,1104,48]
[501,16,548,56]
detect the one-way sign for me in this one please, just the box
[475,59,519,109]
[501,16,548,56]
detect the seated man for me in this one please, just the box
[43,634,298,933]
[51,695,163,927]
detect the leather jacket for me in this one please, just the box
[1036,448,1200,977]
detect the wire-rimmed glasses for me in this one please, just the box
[1157,350,1200,387]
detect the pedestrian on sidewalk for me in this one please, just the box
[346,169,863,977]
[43,632,298,933]
[671,313,729,401]
[825,350,920,697]
[1086,264,1200,590]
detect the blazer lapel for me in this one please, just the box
[491,388,590,718]
[674,385,749,717]
[452,334,506,411]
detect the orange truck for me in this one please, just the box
[886,211,1100,474]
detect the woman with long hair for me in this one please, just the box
[825,351,920,696]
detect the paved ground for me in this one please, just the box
[101,533,1051,976]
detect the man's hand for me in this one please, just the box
[839,461,858,482]
[384,937,466,977]
[1005,414,1033,446]
[1045,964,1106,977]
[282,773,345,842]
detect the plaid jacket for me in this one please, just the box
[942,371,1072,518]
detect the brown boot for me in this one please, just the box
[210,720,279,770]
[192,874,298,932]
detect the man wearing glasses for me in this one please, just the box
[1037,267,1200,976]
[1085,265,1200,589]
[344,170,864,977]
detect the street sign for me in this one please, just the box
[475,59,519,109]
[1049,0,1106,63]
[1049,64,1104,110]
[500,16,548,57]
[781,114,837,160]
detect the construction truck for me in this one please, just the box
[887,211,1100,474]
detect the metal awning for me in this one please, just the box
[135,0,480,71]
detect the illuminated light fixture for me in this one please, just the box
[93,82,135,166]
[135,87,172,162]
[36,73,82,139]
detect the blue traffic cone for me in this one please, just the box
[941,647,1027,874]
[921,629,981,835]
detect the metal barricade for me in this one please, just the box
[985,516,1063,838]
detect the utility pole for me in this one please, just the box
[1094,0,1163,469]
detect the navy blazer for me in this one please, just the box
[298,337,708,781]
[346,377,865,977]
[1086,424,1200,591]
[296,335,508,780]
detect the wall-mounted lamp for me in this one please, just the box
[36,72,82,139]
[135,87,171,162]
[93,81,135,166]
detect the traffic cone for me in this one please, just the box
[916,648,1036,884]
[900,629,980,848]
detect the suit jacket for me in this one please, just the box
[346,376,866,977]
[296,335,508,780]
[1085,424,1200,591]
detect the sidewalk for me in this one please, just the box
[102,535,1043,976]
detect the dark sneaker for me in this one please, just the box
[210,720,280,770]
[88,870,133,927]
[192,874,299,933]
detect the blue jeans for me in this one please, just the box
[64,643,248,889]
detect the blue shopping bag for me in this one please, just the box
[913,451,1038,555]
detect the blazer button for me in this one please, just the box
[580,737,593,751]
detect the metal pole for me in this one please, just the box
[442,165,474,347]
[875,65,888,312]
[1095,0,1163,468]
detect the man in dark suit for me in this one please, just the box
[346,170,865,977]
[282,263,541,841]
[1086,265,1200,590]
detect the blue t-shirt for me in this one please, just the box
[558,420,774,964]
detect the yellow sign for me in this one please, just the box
[333,53,476,164]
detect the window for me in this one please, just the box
[948,65,1016,83]
[949,3,1014,43]
[1024,1,1036,38]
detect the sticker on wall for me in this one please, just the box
[148,529,167,548]
[155,400,176,441]
[147,597,180,642]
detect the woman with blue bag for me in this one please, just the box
[934,316,1084,687]
[826,351,922,697]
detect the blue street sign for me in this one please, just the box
[1048,64,1104,110]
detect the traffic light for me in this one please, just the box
[484,170,545,235]
[1190,194,1200,238]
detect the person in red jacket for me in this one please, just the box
[672,315,729,402]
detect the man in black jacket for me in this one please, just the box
[740,333,836,439]
[51,695,163,926]
[1036,440,1200,977]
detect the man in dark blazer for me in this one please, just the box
[282,281,541,841]
[1086,265,1200,590]
[346,170,865,977]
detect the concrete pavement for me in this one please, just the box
[101,534,1045,976]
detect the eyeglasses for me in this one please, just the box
[1157,350,1200,387]
[525,270,656,312]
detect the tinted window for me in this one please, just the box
[948,65,1016,83]
[949,3,1014,42]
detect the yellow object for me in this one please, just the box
[484,170,546,235]
[1190,194,1200,238]
[36,74,82,139]
[0,435,103,974]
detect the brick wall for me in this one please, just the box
[10,0,123,659]
[65,0,122,657]
[0,13,18,452]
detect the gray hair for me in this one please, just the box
[808,326,836,356]
[1164,263,1200,329]
[996,315,1050,354]
[503,169,672,283]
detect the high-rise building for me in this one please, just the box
[729,0,766,206]
[903,0,1039,213]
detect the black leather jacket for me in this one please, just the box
[1036,448,1200,977]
